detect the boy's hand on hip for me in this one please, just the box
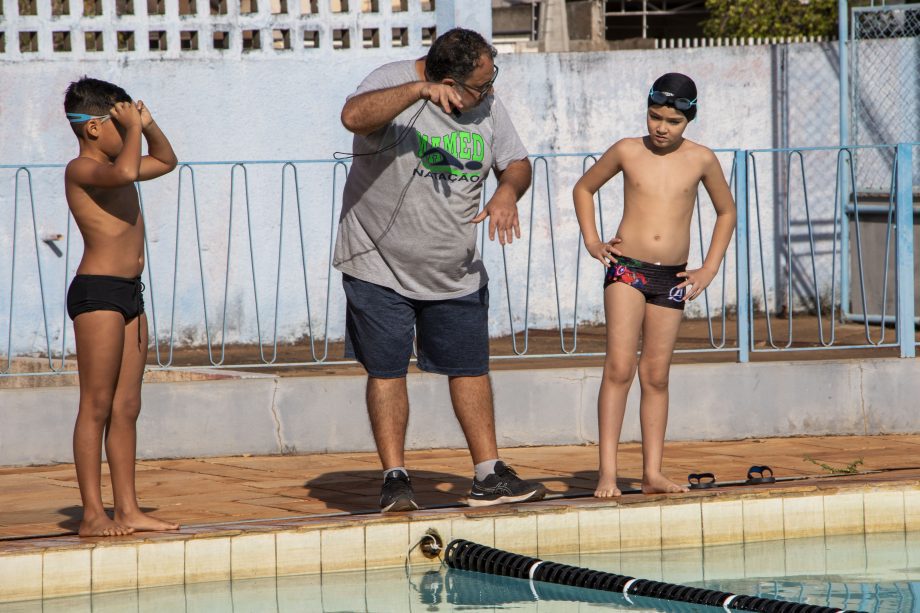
[676,267,716,301]
[110,101,141,129]
[586,238,623,268]
[472,190,521,245]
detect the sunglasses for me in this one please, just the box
[456,65,499,101]
[66,112,111,124]
[648,88,696,111]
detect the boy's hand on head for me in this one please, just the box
[110,101,141,129]
[136,100,154,129]
[472,190,521,246]
[586,238,622,268]
[420,82,463,116]
[676,267,717,301]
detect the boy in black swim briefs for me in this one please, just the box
[64,77,178,536]
[572,73,737,498]
[604,257,688,309]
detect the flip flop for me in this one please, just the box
[745,465,776,485]
[687,472,716,489]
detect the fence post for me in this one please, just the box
[838,2,852,322]
[735,150,750,363]
[895,143,916,358]
[838,0,849,148]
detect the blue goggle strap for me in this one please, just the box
[67,112,110,123]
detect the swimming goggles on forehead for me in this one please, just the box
[66,112,111,123]
[648,88,697,111]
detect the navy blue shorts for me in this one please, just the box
[342,274,490,378]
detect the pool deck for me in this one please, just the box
[1,435,919,602]
[2,435,918,540]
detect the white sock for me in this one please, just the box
[383,467,408,480]
[474,459,500,481]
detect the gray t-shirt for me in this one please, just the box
[333,60,529,300]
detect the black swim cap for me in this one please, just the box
[648,73,697,121]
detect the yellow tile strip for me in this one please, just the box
[0,482,918,604]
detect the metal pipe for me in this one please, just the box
[895,143,916,357]
[839,0,849,148]
[734,150,751,363]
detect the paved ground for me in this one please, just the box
[2,315,909,385]
[2,435,918,540]
[160,315,909,376]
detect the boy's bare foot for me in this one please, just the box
[79,515,135,537]
[594,474,622,498]
[641,473,689,494]
[115,510,180,532]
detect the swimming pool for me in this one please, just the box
[13,532,917,612]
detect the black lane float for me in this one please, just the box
[444,539,864,613]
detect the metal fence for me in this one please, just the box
[850,3,920,193]
[0,143,917,378]
[746,143,917,355]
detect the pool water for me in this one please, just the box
[7,532,918,612]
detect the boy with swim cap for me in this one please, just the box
[573,73,736,497]
[64,77,178,535]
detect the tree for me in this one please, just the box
[702,0,840,39]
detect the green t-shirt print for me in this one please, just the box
[415,129,487,180]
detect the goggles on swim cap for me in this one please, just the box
[66,112,111,123]
[648,88,697,112]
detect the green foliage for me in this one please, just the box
[803,455,865,474]
[702,0,840,39]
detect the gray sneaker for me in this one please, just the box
[380,470,419,512]
[467,461,546,507]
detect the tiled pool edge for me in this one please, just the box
[1,481,917,603]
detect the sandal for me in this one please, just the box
[687,472,716,489]
[745,465,776,485]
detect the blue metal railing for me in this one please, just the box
[1,143,917,377]
[482,150,738,361]
[746,144,902,356]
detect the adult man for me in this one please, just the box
[335,28,545,512]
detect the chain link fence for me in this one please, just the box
[851,3,920,193]
[759,41,843,316]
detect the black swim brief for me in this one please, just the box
[603,256,687,310]
[67,274,145,321]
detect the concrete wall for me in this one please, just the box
[2,39,911,358]
[0,357,917,466]
[0,44,777,358]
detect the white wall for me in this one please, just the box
[2,357,917,465]
[0,42,855,357]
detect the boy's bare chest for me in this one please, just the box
[621,157,699,199]
[81,184,141,224]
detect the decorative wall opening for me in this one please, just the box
[273,28,291,49]
[118,31,135,51]
[149,30,167,50]
[242,28,261,50]
[332,27,349,49]
[53,31,72,52]
[180,30,199,50]
[0,0,440,57]
[362,27,379,48]
[84,30,103,51]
